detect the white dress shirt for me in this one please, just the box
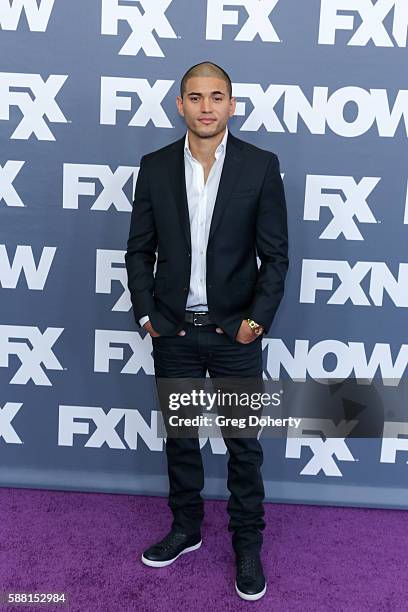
[139,126,228,328]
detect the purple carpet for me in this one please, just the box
[1,487,406,611]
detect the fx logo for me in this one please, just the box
[62,164,138,211]
[95,250,131,312]
[0,73,68,140]
[206,0,280,41]
[303,175,379,240]
[101,0,177,57]
[0,245,56,289]
[0,0,55,31]
[381,422,408,463]
[94,330,154,375]
[0,402,23,444]
[286,418,357,476]
[100,77,173,128]
[319,0,408,47]
[0,325,64,385]
[0,161,25,207]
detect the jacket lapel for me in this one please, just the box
[208,131,244,244]
[166,135,191,252]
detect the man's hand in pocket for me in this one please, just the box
[235,320,262,344]
[143,321,161,337]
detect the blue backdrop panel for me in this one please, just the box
[1,0,407,508]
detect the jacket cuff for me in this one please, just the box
[139,315,150,328]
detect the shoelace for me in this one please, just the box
[238,555,258,578]
[158,532,187,552]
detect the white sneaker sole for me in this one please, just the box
[141,540,202,568]
[235,581,267,601]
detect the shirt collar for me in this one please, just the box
[184,126,228,161]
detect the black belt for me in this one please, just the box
[184,311,214,326]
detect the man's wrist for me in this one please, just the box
[247,318,263,335]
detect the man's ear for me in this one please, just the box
[176,96,184,117]
[229,96,236,116]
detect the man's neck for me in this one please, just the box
[187,127,226,165]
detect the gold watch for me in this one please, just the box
[247,319,263,335]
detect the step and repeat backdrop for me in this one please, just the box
[1,0,408,508]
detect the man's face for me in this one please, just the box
[176,76,236,139]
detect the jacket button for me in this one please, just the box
[187,252,191,258]
[183,287,188,292]
[208,284,212,289]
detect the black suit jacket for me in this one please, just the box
[125,129,289,341]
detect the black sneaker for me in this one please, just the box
[141,530,202,568]
[235,551,267,601]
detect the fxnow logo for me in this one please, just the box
[232,83,408,137]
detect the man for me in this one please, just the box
[125,61,288,601]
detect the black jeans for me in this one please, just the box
[151,321,265,554]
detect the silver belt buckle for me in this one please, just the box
[193,312,206,326]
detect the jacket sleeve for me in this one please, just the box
[125,155,157,328]
[247,153,289,334]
